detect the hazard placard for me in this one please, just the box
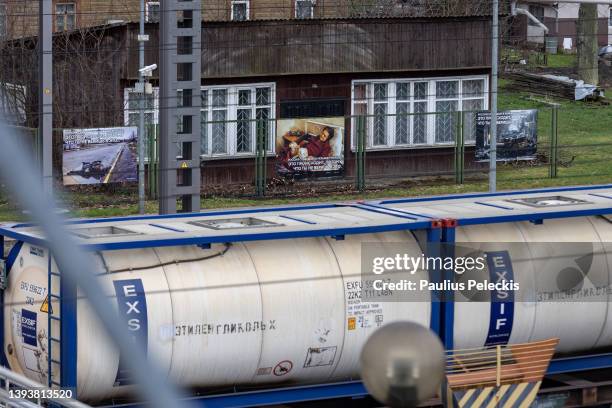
[347,317,356,330]
[40,296,53,314]
[180,162,189,169]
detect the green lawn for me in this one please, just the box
[545,53,576,69]
[1,85,611,222]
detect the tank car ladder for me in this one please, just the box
[46,256,62,389]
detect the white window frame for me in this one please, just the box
[55,2,76,31]
[145,1,160,23]
[350,75,489,151]
[201,83,276,159]
[123,84,275,160]
[123,87,160,127]
[295,0,314,19]
[231,0,250,21]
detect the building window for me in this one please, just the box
[295,0,314,19]
[201,84,275,157]
[123,88,159,127]
[528,5,544,27]
[124,83,275,159]
[55,3,76,31]
[351,76,488,149]
[0,4,6,38]
[609,7,612,26]
[231,0,249,21]
[145,1,160,23]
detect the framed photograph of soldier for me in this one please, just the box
[275,117,345,177]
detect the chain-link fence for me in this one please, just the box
[1,102,611,222]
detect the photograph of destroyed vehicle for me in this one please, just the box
[62,127,138,185]
[475,109,537,162]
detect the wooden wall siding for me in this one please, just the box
[201,19,492,78]
[198,148,484,185]
[122,18,491,80]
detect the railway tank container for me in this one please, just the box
[4,231,430,401]
[3,216,612,401]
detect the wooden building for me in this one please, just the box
[0,1,499,186]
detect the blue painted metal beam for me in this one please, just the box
[378,183,612,205]
[192,381,368,407]
[441,224,456,351]
[0,241,23,369]
[457,208,612,226]
[11,203,345,229]
[103,352,612,408]
[0,221,434,252]
[548,353,612,374]
[427,227,443,339]
[58,251,78,394]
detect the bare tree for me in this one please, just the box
[576,3,599,85]
[348,0,493,19]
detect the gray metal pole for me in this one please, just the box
[138,0,146,214]
[489,0,499,193]
[159,1,202,214]
[39,0,53,196]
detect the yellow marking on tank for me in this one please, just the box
[40,295,52,314]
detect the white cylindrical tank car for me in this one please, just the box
[4,216,612,402]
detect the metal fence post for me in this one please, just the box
[255,118,266,197]
[355,115,366,192]
[454,111,465,184]
[550,105,559,178]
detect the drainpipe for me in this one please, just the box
[512,2,550,33]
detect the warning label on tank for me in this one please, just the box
[256,367,273,376]
[273,360,293,376]
[21,309,37,347]
[174,320,277,336]
[304,347,337,368]
[345,280,385,330]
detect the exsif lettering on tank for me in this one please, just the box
[346,280,392,300]
[484,251,514,346]
[175,320,276,336]
[21,309,38,347]
[113,279,148,387]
